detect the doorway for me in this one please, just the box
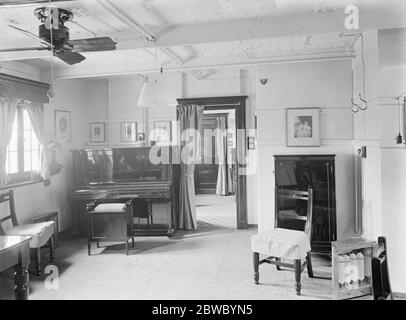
[194,111,237,228]
[177,96,248,229]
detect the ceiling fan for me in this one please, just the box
[0,7,117,65]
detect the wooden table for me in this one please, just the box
[0,235,32,300]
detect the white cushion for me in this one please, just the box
[90,203,126,213]
[251,228,310,261]
[6,221,55,248]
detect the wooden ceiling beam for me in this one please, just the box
[0,0,75,6]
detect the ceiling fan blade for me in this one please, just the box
[67,37,117,52]
[0,46,50,52]
[8,24,53,47]
[56,51,86,65]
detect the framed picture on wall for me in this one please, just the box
[89,122,106,143]
[55,110,71,142]
[120,122,137,142]
[286,108,320,146]
[153,120,172,142]
[137,133,145,141]
[137,122,145,141]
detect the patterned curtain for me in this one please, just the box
[176,104,204,230]
[216,117,228,195]
[0,97,17,186]
[25,101,62,181]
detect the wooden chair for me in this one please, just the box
[372,236,393,300]
[251,187,314,295]
[0,190,55,275]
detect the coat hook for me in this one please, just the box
[351,98,359,113]
[359,94,367,110]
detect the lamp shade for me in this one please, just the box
[137,80,177,107]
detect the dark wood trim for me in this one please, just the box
[0,73,49,89]
[0,73,50,103]
[176,96,249,229]
[177,96,248,106]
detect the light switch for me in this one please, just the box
[247,136,255,150]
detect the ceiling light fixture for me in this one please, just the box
[137,49,177,107]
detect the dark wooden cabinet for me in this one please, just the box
[274,155,337,253]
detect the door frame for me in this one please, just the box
[177,96,248,229]
[195,113,229,194]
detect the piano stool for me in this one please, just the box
[86,199,135,255]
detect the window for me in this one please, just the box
[5,104,41,183]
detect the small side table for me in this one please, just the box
[32,211,59,247]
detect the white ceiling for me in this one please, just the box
[0,0,405,80]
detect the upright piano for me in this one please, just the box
[68,147,176,237]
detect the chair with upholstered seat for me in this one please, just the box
[86,198,134,255]
[0,190,55,275]
[251,187,314,295]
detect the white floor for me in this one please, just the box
[2,194,392,300]
[0,194,336,300]
[0,230,334,300]
[196,194,237,229]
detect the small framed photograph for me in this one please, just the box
[55,110,71,142]
[120,122,137,142]
[137,133,145,141]
[153,121,172,142]
[89,122,106,143]
[286,108,320,146]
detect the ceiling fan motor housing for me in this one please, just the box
[39,23,69,47]
[35,7,72,49]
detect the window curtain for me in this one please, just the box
[177,104,204,230]
[216,117,228,195]
[0,97,18,186]
[25,101,62,181]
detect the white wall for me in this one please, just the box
[352,28,406,293]
[255,60,356,241]
[83,79,109,147]
[1,78,87,232]
[108,77,144,147]
[381,150,406,293]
